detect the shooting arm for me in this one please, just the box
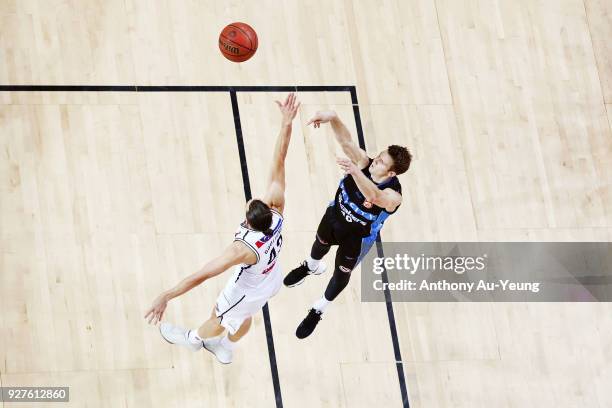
[329,114,369,168]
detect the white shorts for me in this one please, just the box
[215,270,282,335]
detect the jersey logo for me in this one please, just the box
[337,195,367,225]
[254,218,283,248]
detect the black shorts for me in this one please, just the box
[315,206,372,272]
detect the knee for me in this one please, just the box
[333,267,352,282]
[316,234,329,246]
[337,265,352,274]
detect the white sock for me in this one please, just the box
[188,329,204,345]
[313,297,331,313]
[220,334,236,350]
[306,256,320,271]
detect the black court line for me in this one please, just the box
[230,90,284,408]
[350,88,411,408]
[0,85,352,93]
[1,84,410,408]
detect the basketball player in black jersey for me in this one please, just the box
[283,110,412,338]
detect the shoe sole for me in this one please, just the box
[284,265,327,288]
[284,276,306,288]
[159,325,175,345]
[202,342,232,365]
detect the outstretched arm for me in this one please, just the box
[263,93,301,213]
[336,157,402,212]
[307,110,369,169]
[144,241,255,324]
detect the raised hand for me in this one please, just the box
[275,93,301,125]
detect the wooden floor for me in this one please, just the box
[1,0,612,407]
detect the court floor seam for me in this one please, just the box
[432,0,481,234]
[351,88,411,408]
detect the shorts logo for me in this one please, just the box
[339,265,352,273]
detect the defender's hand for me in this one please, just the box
[144,293,169,325]
[306,110,337,128]
[336,157,359,175]
[275,93,301,125]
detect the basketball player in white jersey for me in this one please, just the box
[144,93,300,364]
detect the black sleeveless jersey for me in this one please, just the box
[331,158,402,238]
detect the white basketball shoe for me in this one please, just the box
[159,322,202,352]
[203,336,233,364]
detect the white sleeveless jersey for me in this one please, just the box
[230,209,284,290]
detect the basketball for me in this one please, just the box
[219,22,258,62]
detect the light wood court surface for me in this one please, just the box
[1,1,612,407]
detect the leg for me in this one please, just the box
[310,232,332,260]
[197,306,225,339]
[228,316,252,342]
[321,237,360,303]
[201,311,249,365]
[323,267,352,301]
[308,206,336,264]
[295,236,361,339]
[284,207,337,287]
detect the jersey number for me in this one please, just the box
[266,235,283,267]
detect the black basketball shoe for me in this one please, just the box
[283,260,327,288]
[296,308,323,339]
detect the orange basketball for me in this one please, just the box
[218,22,258,63]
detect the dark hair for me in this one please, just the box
[387,145,412,175]
[246,199,274,235]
